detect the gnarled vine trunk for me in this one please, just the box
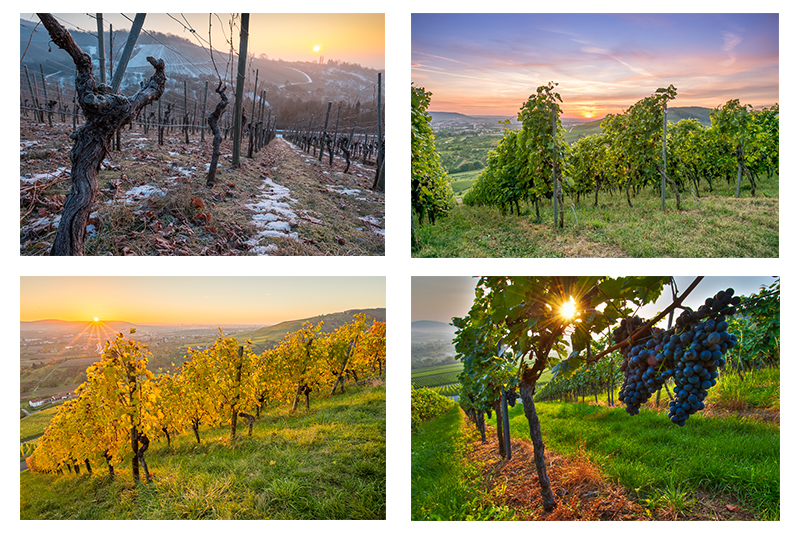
[37,14,166,256]
[207,83,228,187]
[239,412,256,437]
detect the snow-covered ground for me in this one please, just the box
[245,174,300,255]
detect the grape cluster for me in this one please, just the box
[614,288,740,424]
[616,317,669,416]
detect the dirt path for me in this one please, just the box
[247,137,385,255]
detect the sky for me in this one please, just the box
[411,13,779,118]
[411,276,778,328]
[20,276,386,326]
[21,13,385,70]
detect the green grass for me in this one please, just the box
[20,405,61,444]
[563,119,604,143]
[707,367,780,411]
[20,382,385,519]
[506,401,779,519]
[414,178,778,258]
[449,170,481,196]
[411,363,463,389]
[411,405,514,520]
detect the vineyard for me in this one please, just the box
[20,14,385,256]
[411,276,780,520]
[411,363,461,390]
[22,382,385,519]
[411,83,778,258]
[22,314,386,507]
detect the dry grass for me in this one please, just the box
[20,117,384,256]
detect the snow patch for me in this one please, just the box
[125,185,166,201]
[21,167,69,184]
[326,184,368,200]
[359,216,385,237]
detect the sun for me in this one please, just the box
[93,317,100,323]
[312,44,321,53]
[560,298,577,321]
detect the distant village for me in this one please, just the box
[28,390,77,408]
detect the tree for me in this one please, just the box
[36,14,166,255]
[453,299,517,458]
[464,82,567,223]
[566,133,611,206]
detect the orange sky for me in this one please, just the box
[20,277,385,326]
[21,13,385,70]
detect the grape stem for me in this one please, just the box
[588,276,705,363]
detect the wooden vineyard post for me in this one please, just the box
[552,102,558,228]
[96,14,106,85]
[330,104,341,166]
[318,101,331,162]
[110,14,145,93]
[662,100,667,210]
[305,115,314,153]
[183,80,189,144]
[230,346,244,440]
[201,81,208,142]
[248,68,258,158]
[736,138,743,198]
[501,389,512,460]
[24,66,42,123]
[232,13,249,168]
[39,65,53,126]
[372,72,385,191]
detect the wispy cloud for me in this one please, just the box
[411,14,777,117]
[721,32,743,67]
[580,45,653,78]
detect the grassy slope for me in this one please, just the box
[411,405,513,520]
[414,178,778,258]
[20,382,385,519]
[20,405,61,445]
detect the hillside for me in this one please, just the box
[411,320,457,368]
[20,307,386,404]
[564,106,713,143]
[21,381,386,519]
[234,308,386,350]
[19,18,383,110]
